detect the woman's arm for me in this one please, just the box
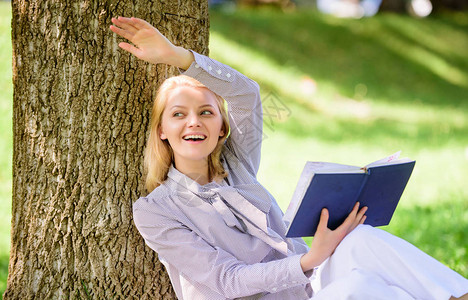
[110,17,194,69]
[133,197,311,298]
[180,51,263,176]
[110,16,263,176]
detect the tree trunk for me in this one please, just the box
[5,1,209,299]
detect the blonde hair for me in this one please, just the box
[144,75,230,193]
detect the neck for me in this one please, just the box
[174,157,210,185]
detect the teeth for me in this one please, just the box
[183,135,206,140]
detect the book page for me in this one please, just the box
[365,151,414,168]
[365,151,401,168]
[283,164,315,223]
[312,162,362,173]
[307,161,358,172]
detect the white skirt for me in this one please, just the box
[310,225,468,300]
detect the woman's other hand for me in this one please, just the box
[300,202,368,272]
[110,16,194,69]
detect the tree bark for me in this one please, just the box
[5,1,208,299]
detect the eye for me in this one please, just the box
[173,112,183,117]
[201,110,213,115]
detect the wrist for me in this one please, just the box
[300,252,321,273]
[171,46,194,70]
[300,253,312,272]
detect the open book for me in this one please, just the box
[284,152,415,237]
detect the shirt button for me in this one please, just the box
[271,287,277,292]
[226,73,231,78]
[208,66,212,71]
[217,69,222,74]
[194,63,200,68]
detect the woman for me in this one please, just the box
[110,17,468,299]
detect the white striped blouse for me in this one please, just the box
[133,50,316,300]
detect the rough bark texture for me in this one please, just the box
[6,1,208,299]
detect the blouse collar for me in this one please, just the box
[167,164,226,193]
[166,164,288,255]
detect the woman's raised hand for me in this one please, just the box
[110,17,194,69]
[300,202,368,272]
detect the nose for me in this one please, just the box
[187,113,201,128]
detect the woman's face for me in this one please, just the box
[160,86,225,167]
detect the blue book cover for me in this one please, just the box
[284,153,415,237]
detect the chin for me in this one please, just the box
[182,153,211,162]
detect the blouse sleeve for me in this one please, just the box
[181,50,263,177]
[133,197,311,299]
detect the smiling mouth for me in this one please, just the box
[183,134,207,142]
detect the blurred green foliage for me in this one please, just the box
[210,8,468,277]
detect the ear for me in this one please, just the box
[159,128,167,140]
[219,128,225,137]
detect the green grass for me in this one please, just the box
[1,3,467,295]
[210,8,468,277]
[0,1,12,298]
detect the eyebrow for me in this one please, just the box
[169,104,215,110]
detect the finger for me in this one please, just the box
[317,208,329,232]
[113,16,139,34]
[118,42,143,58]
[130,17,156,31]
[343,202,360,224]
[356,206,368,220]
[109,25,132,39]
[115,16,137,25]
[350,201,360,214]
[110,24,134,41]
[351,206,368,228]
[111,17,131,28]
[336,202,362,234]
[359,215,367,225]
[353,201,360,212]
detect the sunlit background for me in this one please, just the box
[207,0,468,280]
[1,0,467,296]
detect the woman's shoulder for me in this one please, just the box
[132,184,183,232]
[133,183,174,214]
